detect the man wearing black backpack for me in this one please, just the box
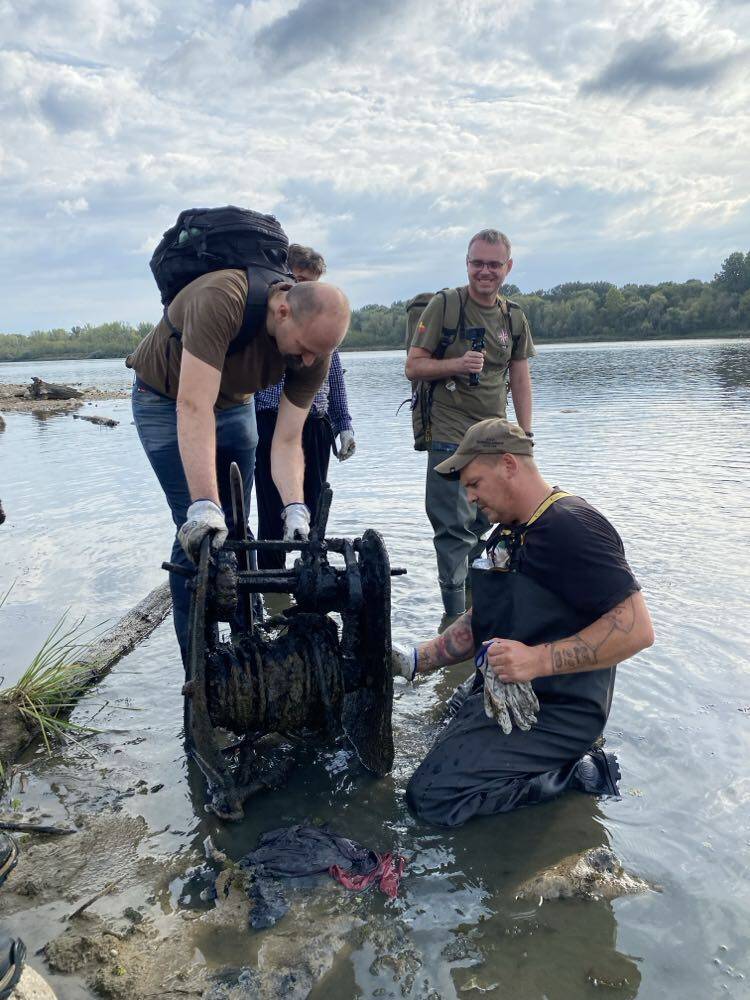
[128,244,350,661]
[405,229,535,617]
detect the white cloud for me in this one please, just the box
[1,0,749,331]
[56,196,89,215]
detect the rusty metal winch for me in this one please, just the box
[164,463,404,821]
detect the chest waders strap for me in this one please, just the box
[526,488,572,526]
[486,489,572,563]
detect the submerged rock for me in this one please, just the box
[516,846,655,901]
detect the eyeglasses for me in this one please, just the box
[467,258,509,272]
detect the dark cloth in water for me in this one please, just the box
[239,823,406,928]
[406,493,637,828]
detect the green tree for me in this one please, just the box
[715,252,750,293]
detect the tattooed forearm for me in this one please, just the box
[550,635,597,674]
[545,595,653,676]
[417,610,474,674]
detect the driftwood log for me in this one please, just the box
[72,414,119,428]
[0,582,172,775]
[29,377,83,400]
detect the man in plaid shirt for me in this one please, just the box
[254,245,355,569]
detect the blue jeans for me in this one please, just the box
[132,381,258,661]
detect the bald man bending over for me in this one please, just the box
[127,273,350,660]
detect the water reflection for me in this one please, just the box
[711,342,750,394]
[2,341,750,998]
[440,797,643,999]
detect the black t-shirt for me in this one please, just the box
[499,494,640,621]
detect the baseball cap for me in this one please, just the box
[434,418,533,477]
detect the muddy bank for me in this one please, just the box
[0,383,129,415]
[1,810,415,999]
[1,799,657,1000]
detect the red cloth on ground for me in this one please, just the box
[329,852,406,899]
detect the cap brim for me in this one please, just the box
[434,451,475,477]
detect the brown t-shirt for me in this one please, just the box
[410,286,535,444]
[126,269,329,410]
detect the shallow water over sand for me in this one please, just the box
[1,340,749,998]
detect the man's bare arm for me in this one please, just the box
[486,591,654,684]
[271,392,309,506]
[508,358,533,433]
[176,351,222,504]
[546,591,654,675]
[415,610,475,675]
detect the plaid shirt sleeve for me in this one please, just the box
[326,350,353,435]
[254,352,352,434]
[254,380,284,412]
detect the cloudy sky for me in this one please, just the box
[1,0,749,332]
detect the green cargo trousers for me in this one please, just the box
[426,445,490,614]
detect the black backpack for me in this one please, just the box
[149,207,292,384]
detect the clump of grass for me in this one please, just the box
[0,605,106,767]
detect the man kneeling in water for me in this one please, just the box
[394,418,654,828]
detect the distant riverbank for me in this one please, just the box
[0,328,747,363]
[5,250,749,360]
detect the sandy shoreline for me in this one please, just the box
[0,382,129,414]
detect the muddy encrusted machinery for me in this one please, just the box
[164,464,404,820]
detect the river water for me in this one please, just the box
[1,340,749,998]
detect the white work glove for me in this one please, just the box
[475,642,539,735]
[282,502,311,541]
[391,642,418,681]
[178,499,228,563]
[337,429,356,462]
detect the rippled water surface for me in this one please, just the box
[1,341,749,998]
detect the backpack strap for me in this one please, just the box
[434,287,466,358]
[226,267,286,356]
[422,287,466,416]
[502,297,523,354]
[160,268,282,393]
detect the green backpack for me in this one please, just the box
[404,289,522,451]
[404,288,464,451]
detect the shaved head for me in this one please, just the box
[288,281,350,351]
[267,280,350,363]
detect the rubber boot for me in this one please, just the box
[0,833,18,888]
[440,586,465,616]
[0,932,25,1000]
[570,748,621,797]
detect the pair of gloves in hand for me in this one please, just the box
[391,641,539,735]
[177,499,311,563]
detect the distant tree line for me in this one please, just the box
[1,252,749,362]
[345,250,750,349]
[0,321,151,362]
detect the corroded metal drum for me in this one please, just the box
[175,468,402,821]
[206,614,343,735]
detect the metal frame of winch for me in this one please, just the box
[163,462,405,820]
